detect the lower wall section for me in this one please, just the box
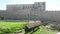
[1,11,60,22]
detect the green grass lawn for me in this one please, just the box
[0,21,57,34]
[0,21,27,34]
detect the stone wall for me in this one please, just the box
[0,2,60,22]
[41,11,60,22]
[0,10,7,16]
[5,2,45,20]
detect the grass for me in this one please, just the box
[0,21,57,34]
[0,21,27,34]
[29,26,57,34]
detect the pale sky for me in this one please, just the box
[0,0,60,10]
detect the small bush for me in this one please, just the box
[50,24,60,31]
[51,25,58,30]
[0,16,4,20]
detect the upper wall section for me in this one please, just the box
[34,2,45,11]
[6,2,45,12]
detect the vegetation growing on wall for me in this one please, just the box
[0,16,4,20]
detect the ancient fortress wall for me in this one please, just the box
[0,10,6,16]
[40,11,60,22]
[4,2,45,20]
[0,2,60,22]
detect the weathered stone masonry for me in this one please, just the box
[0,2,60,22]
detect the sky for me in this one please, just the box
[0,0,60,10]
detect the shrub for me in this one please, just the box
[51,25,58,30]
[0,16,4,20]
[50,24,60,31]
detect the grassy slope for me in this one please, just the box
[33,26,56,34]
